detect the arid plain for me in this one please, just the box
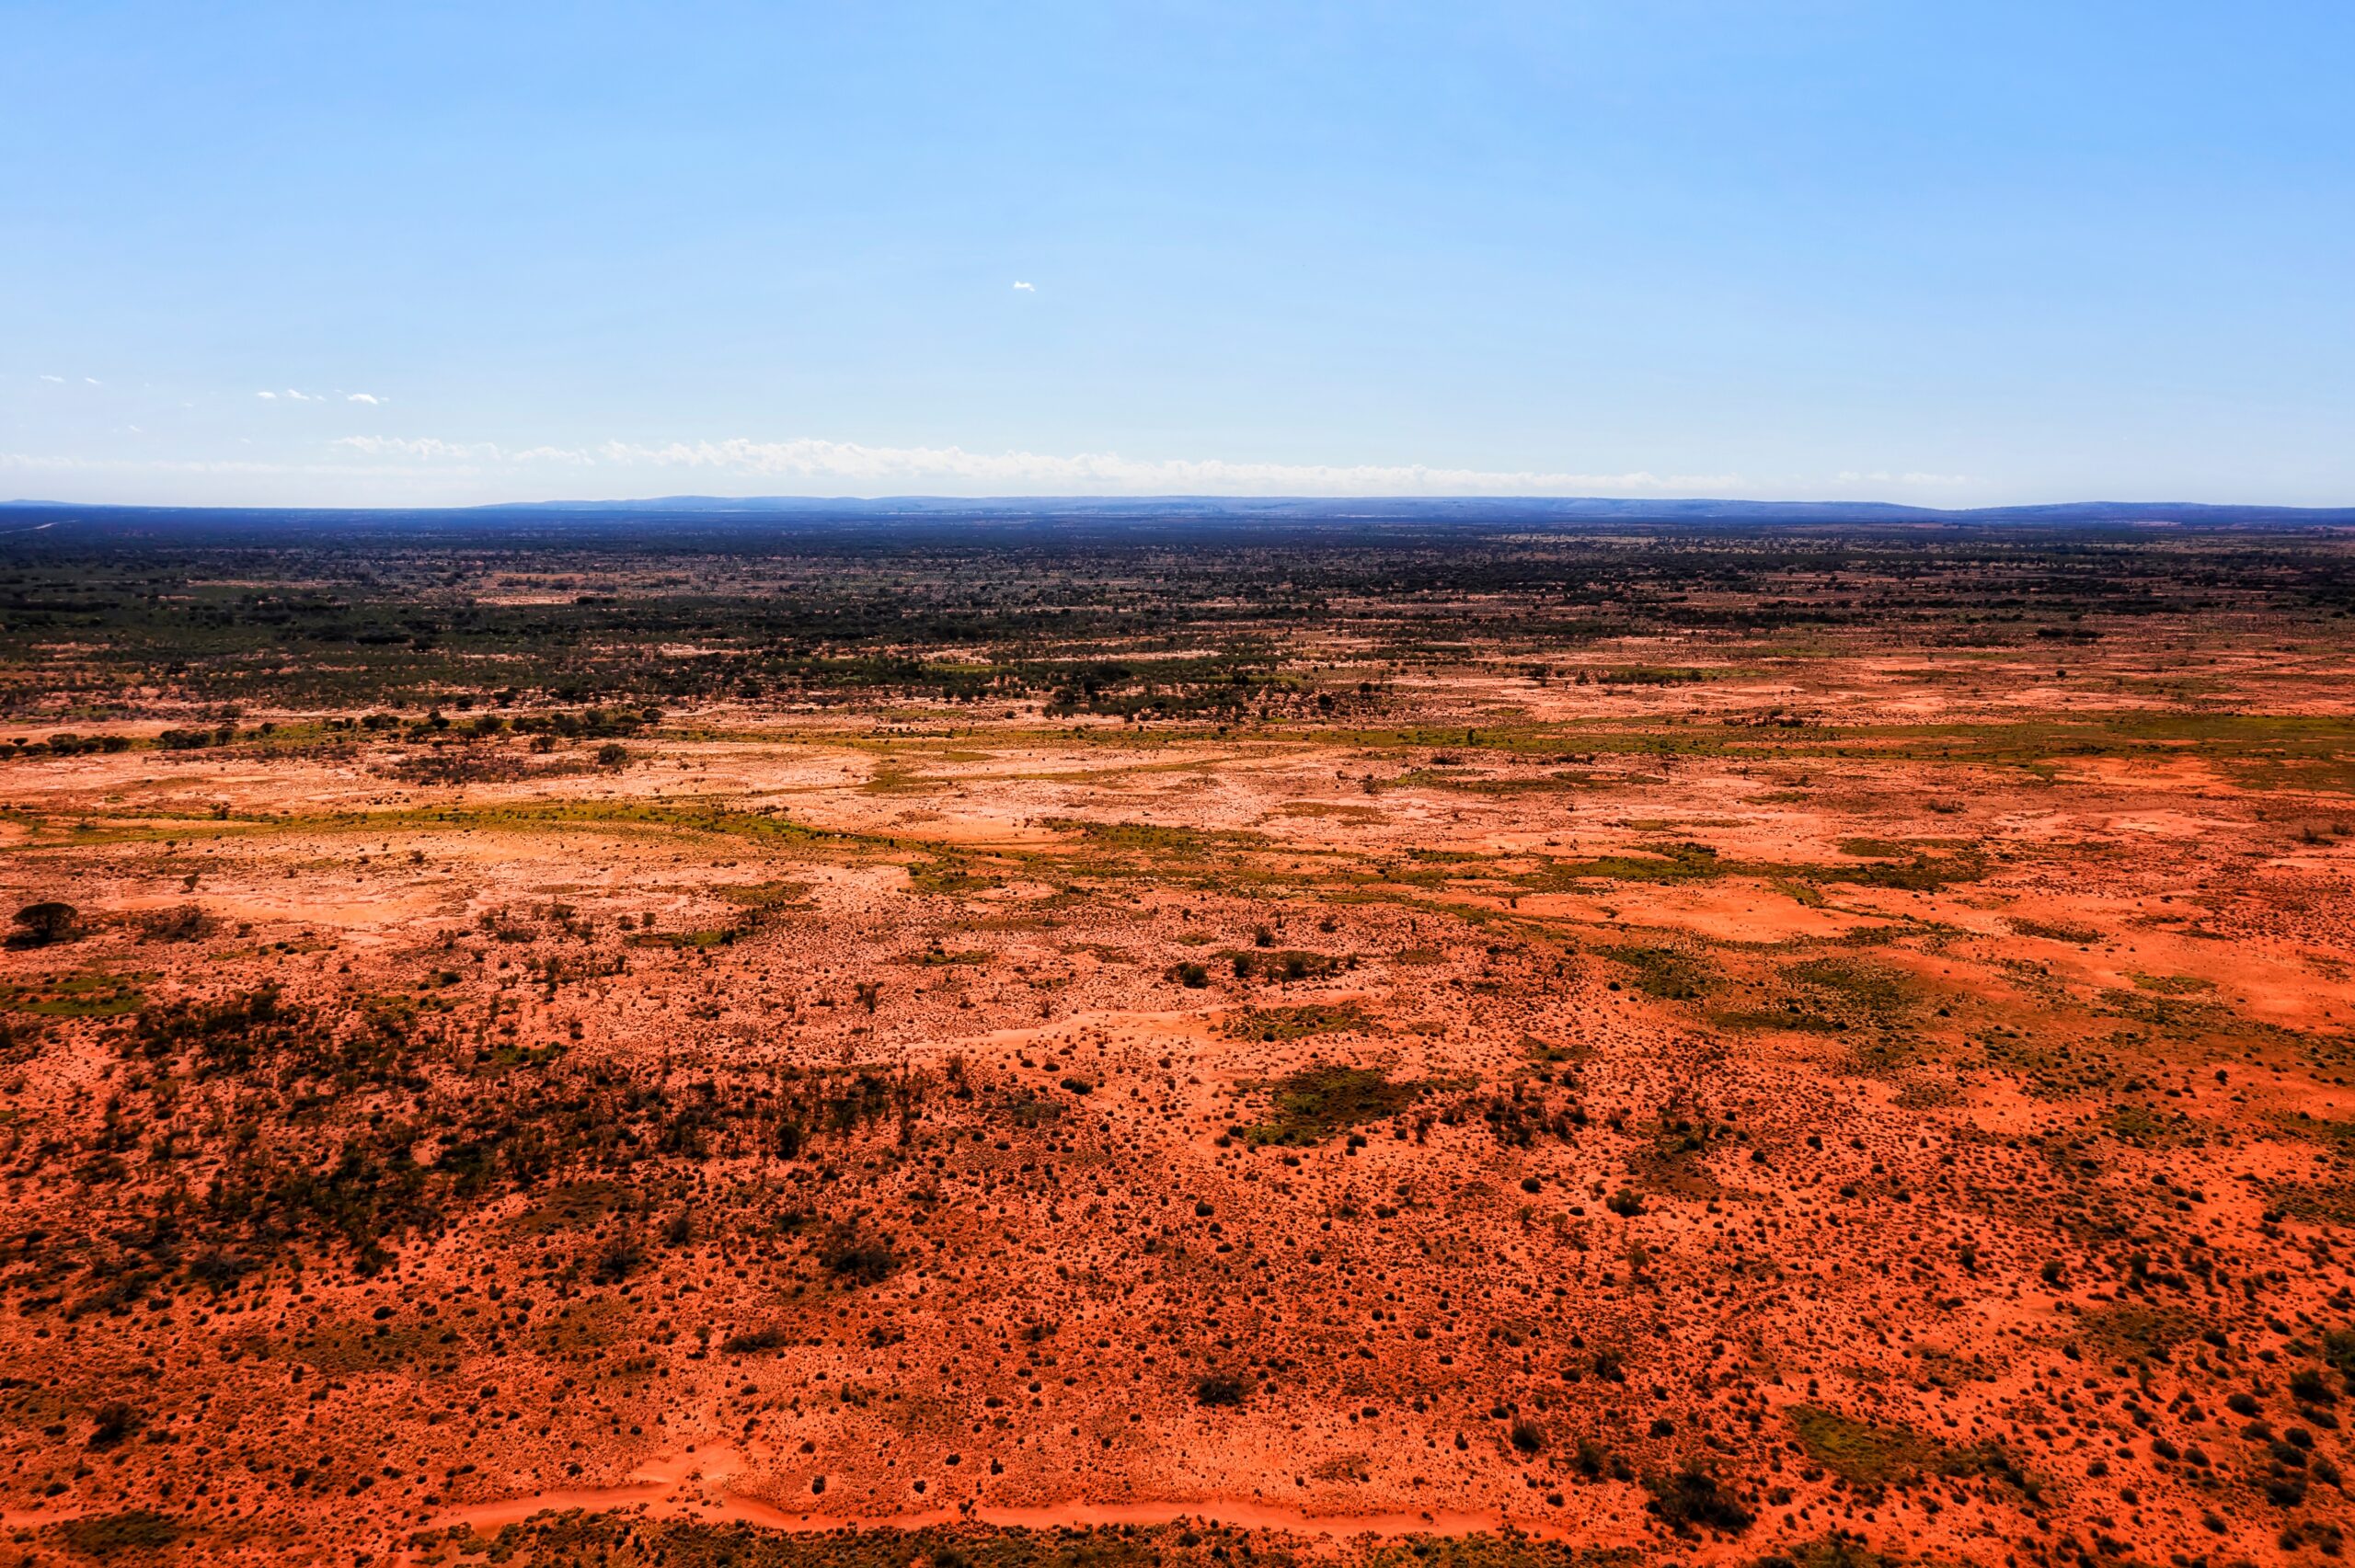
[3,516,2353,1568]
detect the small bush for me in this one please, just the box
[138,903,213,943]
[86,1402,145,1450]
[60,1510,177,1558]
[818,1223,898,1286]
[1193,1373,1249,1407]
[1642,1458,1754,1535]
[13,901,77,945]
[186,1251,255,1293]
[590,1238,644,1285]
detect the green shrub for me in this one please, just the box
[12,900,77,945]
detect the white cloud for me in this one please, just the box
[300,432,1763,495]
[571,438,1749,496]
[347,392,383,405]
[40,374,64,383]
[4,432,1987,506]
[1832,469,1971,488]
[0,437,2020,510]
[334,434,500,462]
[1012,280,1035,292]
[256,391,277,400]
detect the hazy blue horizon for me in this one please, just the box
[6,2,2351,509]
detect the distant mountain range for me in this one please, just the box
[6,496,2354,530]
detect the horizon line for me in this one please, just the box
[7,493,2355,517]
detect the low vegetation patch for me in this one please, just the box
[1781,957,1910,1016]
[1598,944,1714,1001]
[1220,1001,1373,1042]
[57,1509,178,1559]
[1225,947,1350,983]
[1242,1064,1423,1146]
[1787,1406,2036,1499]
[1786,1405,1940,1488]
[2007,916,2102,944]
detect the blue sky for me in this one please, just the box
[5,2,2351,507]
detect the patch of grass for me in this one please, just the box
[907,946,994,967]
[1787,1406,1936,1487]
[1750,1537,1906,1568]
[1598,944,1714,1001]
[1771,876,1830,909]
[1225,947,1350,983]
[2284,1115,2355,1154]
[2105,1101,2198,1146]
[2095,986,2232,1036]
[2076,1303,2206,1361]
[1706,1008,1843,1036]
[2006,916,2102,944]
[906,858,1005,896]
[58,1509,178,1558]
[817,1222,899,1286]
[2128,971,2214,996]
[1242,1063,1422,1146]
[408,1514,1614,1568]
[711,879,813,910]
[1357,1539,1638,1568]
[1809,848,1987,892]
[1000,1089,1064,1128]
[1781,957,1910,1016]
[529,1299,626,1356]
[627,927,741,950]
[1192,1372,1251,1406]
[1526,842,1724,888]
[1043,818,1271,854]
[263,1318,445,1377]
[1221,1001,1374,1043]
[511,1180,631,1235]
[0,969,147,1018]
[1522,1036,1591,1066]
[1384,767,1590,796]
[1596,665,1718,686]
[1276,801,1386,822]
[862,761,946,795]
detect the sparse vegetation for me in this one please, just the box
[0,515,2348,1562]
[12,900,78,945]
[1242,1064,1423,1146]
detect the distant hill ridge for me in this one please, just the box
[6,496,2354,530]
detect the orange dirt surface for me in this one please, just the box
[3,520,2354,1567]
